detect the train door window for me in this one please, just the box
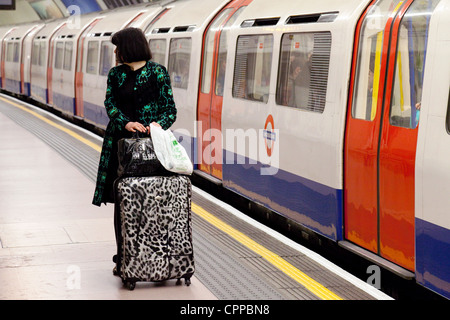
[276,32,331,112]
[215,7,246,97]
[39,42,46,66]
[232,34,273,103]
[86,41,99,75]
[389,0,441,129]
[6,42,18,62]
[99,41,114,76]
[32,41,39,65]
[351,0,404,121]
[63,42,73,71]
[12,42,19,62]
[54,41,64,69]
[6,42,13,62]
[149,39,166,66]
[168,38,191,89]
[201,8,232,94]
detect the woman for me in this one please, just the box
[92,27,177,207]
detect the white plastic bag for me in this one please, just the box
[150,124,193,175]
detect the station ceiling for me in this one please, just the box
[0,0,159,27]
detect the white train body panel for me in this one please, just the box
[223,0,370,191]
[415,0,450,297]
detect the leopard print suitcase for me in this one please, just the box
[114,175,194,290]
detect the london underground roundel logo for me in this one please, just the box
[263,115,276,157]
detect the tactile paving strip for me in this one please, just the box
[192,192,377,300]
[0,99,100,183]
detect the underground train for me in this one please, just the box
[0,0,448,299]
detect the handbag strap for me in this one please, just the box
[132,131,149,139]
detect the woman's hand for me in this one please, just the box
[125,121,147,133]
[145,122,161,134]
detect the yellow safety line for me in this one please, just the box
[1,95,343,300]
[192,202,343,300]
[0,96,101,153]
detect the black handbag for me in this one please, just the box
[117,131,168,177]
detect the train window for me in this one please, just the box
[168,38,191,89]
[352,0,404,121]
[149,39,166,66]
[6,42,19,63]
[99,41,114,76]
[54,41,64,69]
[215,7,246,97]
[13,43,19,63]
[201,8,232,94]
[6,43,13,62]
[63,42,73,71]
[389,0,441,129]
[31,42,39,65]
[276,32,331,112]
[86,41,99,75]
[232,34,273,103]
[39,42,46,66]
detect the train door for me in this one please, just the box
[0,28,15,89]
[344,0,441,272]
[22,25,43,96]
[74,18,102,118]
[197,0,252,179]
[47,23,66,105]
[20,25,39,95]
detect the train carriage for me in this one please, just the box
[0,25,14,89]
[0,23,43,96]
[30,19,66,105]
[220,0,370,243]
[49,13,98,116]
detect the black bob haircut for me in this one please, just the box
[111,27,152,63]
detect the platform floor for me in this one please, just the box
[0,93,393,301]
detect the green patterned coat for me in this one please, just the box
[92,61,177,206]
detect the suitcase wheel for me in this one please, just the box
[177,277,191,286]
[125,280,136,291]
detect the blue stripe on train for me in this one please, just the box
[52,91,75,114]
[83,100,108,128]
[416,218,450,299]
[222,150,343,241]
[4,78,20,94]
